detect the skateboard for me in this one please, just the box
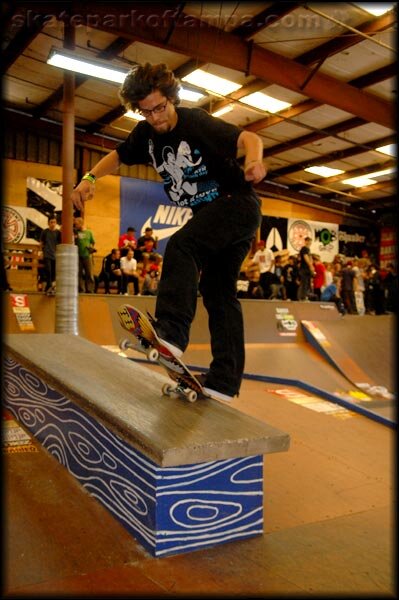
[117,304,209,403]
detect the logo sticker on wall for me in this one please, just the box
[275,307,298,336]
[3,207,25,243]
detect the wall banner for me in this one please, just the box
[120,178,193,256]
[287,218,339,261]
[379,226,396,268]
[260,216,288,252]
[10,293,35,331]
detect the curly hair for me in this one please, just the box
[119,63,181,111]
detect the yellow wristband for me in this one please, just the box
[82,173,96,184]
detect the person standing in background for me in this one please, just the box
[297,237,315,300]
[74,217,96,293]
[40,215,61,295]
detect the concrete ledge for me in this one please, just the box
[4,334,289,466]
[4,333,290,557]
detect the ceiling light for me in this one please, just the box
[305,166,345,177]
[343,175,377,187]
[182,69,242,95]
[125,110,145,121]
[179,88,205,102]
[212,105,234,118]
[239,91,291,113]
[48,49,204,105]
[47,47,128,83]
[353,3,395,16]
[368,167,395,177]
[375,144,396,156]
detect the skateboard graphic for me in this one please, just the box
[117,304,209,403]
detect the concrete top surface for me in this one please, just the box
[4,333,290,467]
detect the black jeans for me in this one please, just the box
[155,192,262,396]
[44,257,56,291]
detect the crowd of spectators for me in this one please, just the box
[238,244,397,315]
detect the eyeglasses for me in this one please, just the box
[138,99,168,118]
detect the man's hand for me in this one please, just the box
[71,180,95,211]
[244,159,266,184]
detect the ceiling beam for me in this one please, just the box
[270,134,396,178]
[64,2,394,128]
[206,11,395,122]
[254,180,374,222]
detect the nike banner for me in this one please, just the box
[120,177,193,256]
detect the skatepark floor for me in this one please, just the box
[3,299,396,597]
[3,372,395,597]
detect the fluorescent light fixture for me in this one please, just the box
[182,69,242,95]
[125,110,145,121]
[343,166,395,187]
[375,144,396,156]
[367,167,395,178]
[343,175,377,187]
[353,3,395,16]
[179,88,205,102]
[47,47,128,83]
[212,105,234,118]
[239,91,291,113]
[305,166,345,177]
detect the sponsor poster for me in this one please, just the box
[2,411,38,453]
[287,218,339,261]
[338,224,379,261]
[379,226,396,268]
[260,216,288,252]
[275,307,298,337]
[10,293,35,331]
[120,177,193,256]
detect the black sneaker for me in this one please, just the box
[195,373,234,402]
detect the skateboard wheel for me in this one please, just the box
[186,390,197,403]
[162,383,174,396]
[119,338,131,351]
[147,348,159,362]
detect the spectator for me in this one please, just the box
[74,217,96,293]
[312,254,326,300]
[95,248,122,294]
[382,262,398,313]
[297,237,315,300]
[352,258,366,315]
[250,240,274,299]
[365,264,386,315]
[120,248,140,295]
[135,227,162,272]
[118,226,137,257]
[282,255,299,301]
[269,255,287,300]
[320,276,346,315]
[341,261,357,314]
[39,215,61,294]
[141,263,161,296]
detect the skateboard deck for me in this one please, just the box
[117,304,209,403]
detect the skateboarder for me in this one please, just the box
[71,62,266,401]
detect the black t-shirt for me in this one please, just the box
[116,107,252,212]
[40,228,61,259]
[103,254,121,274]
[299,245,311,272]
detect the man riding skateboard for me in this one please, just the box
[71,62,266,401]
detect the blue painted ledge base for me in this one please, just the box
[4,355,264,558]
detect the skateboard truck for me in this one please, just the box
[119,338,159,362]
[162,382,198,403]
[120,338,198,402]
